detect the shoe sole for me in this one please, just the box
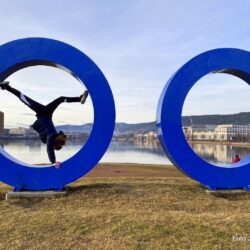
[81,92,88,104]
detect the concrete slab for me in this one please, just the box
[5,190,67,200]
[205,189,250,195]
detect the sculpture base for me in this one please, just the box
[5,190,67,200]
[205,189,250,195]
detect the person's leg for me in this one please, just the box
[0,83,45,114]
[46,96,81,114]
[46,91,88,115]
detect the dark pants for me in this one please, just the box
[6,86,81,118]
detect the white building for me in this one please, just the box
[9,127,27,135]
[183,124,250,141]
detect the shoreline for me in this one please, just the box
[188,140,250,147]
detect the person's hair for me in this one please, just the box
[236,155,239,158]
[54,131,67,148]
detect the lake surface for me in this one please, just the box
[0,139,250,166]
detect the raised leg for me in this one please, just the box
[45,91,88,115]
[45,96,81,115]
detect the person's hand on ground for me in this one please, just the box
[54,162,61,169]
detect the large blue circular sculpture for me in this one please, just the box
[0,38,115,191]
[157,48,250,190]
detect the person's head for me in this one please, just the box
[236,155,239,158]
[54,131,67,150]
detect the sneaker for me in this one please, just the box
[80,90,88,104]
[0,81,9,90]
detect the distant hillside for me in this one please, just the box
[182,112,250,126]
[56,122,155,135]
[114,122,155,134]
[56,112,250,134]
[56,123,93,134]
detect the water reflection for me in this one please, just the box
[0,138,86,164]
[0,138,250,166]
[0,139,170,165]
[189,142,250,166]
[102,140,169,164]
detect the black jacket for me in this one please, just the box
[32,116,58,163]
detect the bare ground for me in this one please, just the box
[86,163,184,177]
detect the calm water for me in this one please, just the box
[0,139,250,166]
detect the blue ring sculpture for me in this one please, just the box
[157,48,250,190]
[0,38,116,191]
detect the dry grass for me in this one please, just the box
[0,174,250,249]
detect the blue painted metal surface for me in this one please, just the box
[157,48,250,189]
[0,38,116,190]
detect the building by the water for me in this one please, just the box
[183,124,250,142]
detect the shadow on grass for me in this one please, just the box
[8,197,46,208]
[68,183,116,192]
[68,182,134,194]
[0,193,7,200]
[68,181,203,195]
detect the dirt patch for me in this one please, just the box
[86,163,185,177]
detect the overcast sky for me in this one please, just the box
[1,0,250,127]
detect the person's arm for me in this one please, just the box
[47,134,61,168]
[45,120,61,166]
[47,134,56,164]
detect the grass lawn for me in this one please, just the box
[0,165,249,249]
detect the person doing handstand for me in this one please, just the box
[0,81,88,168]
